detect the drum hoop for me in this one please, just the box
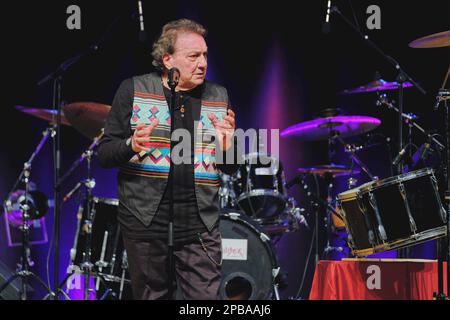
[237,189,287,201]
[337,191,358,201]
[347,168,435,194]
[351,226,447,257]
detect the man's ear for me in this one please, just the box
[162,53,172,70]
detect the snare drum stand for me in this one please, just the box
[54,137,116,299]
[78,150,116,300]
[80,149,96,300]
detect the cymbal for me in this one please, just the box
[297,164,360,177]
[340,79,413,95]
[281,115,381,141]
[62,102,111,139]
[15,105,72,126]
[409,30,450,48]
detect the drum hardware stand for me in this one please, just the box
[287,174,341,299]
[286,175,341,264]
[377,93,447,258]
[329,5,427,257]
[376,93,445,152]
[50,132,116,299]
[1,127,55,299]
[318,125,377,260]
[330,133,377,182]
[329,3,426,169]
[434,70,450,300]
[322,173,344,259]
[329,4,426,164]
[118,251,128,300]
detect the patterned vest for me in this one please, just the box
[117,73,229,230]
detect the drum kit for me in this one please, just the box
[1,27,449,300]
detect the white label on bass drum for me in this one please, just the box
[221,239,248,260]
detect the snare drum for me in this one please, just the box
[235,153,287,220]
[337,168,446,257]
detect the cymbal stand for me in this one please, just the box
[0,127,55,299]
[321,172,343,259]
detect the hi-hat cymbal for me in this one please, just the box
[62,102,111,139]
[340,79,413,95]
[409,30,450,48]
[297,164,360,177]
[281,115,381,141]
[15,105,72,126]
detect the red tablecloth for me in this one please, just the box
[309,259,448,300]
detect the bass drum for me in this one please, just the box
[219,210,280,300]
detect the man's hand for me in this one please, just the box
[207,109,235,151]
[131,119,159,153]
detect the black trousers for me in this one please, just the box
[122,227,222,300]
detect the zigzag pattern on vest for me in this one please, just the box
[120,135,171,179]
[132,92,171,131]
[126,89,227,186]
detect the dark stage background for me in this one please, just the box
[0,0,449,299]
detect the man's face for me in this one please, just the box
[164,31,208,90]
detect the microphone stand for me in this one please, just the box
[37,43,100,301]
[36,10,131,299]
[376,93,445,151]
[330,5,426,172]
[167,70,179,299]
[330,4,426,260]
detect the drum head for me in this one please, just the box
[219,210,278,300]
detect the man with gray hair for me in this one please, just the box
[98,18,237,299]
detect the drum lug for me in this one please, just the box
[368,192,388,242]
[272,266,280,278]
[368,230,376,246]
[398,183,418,233]
[260,232,270,242]
[347,233,355,248]
[377,226,387,242]
[228,212,240,220]
[431,174,447,222]
[357,192,378,245]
